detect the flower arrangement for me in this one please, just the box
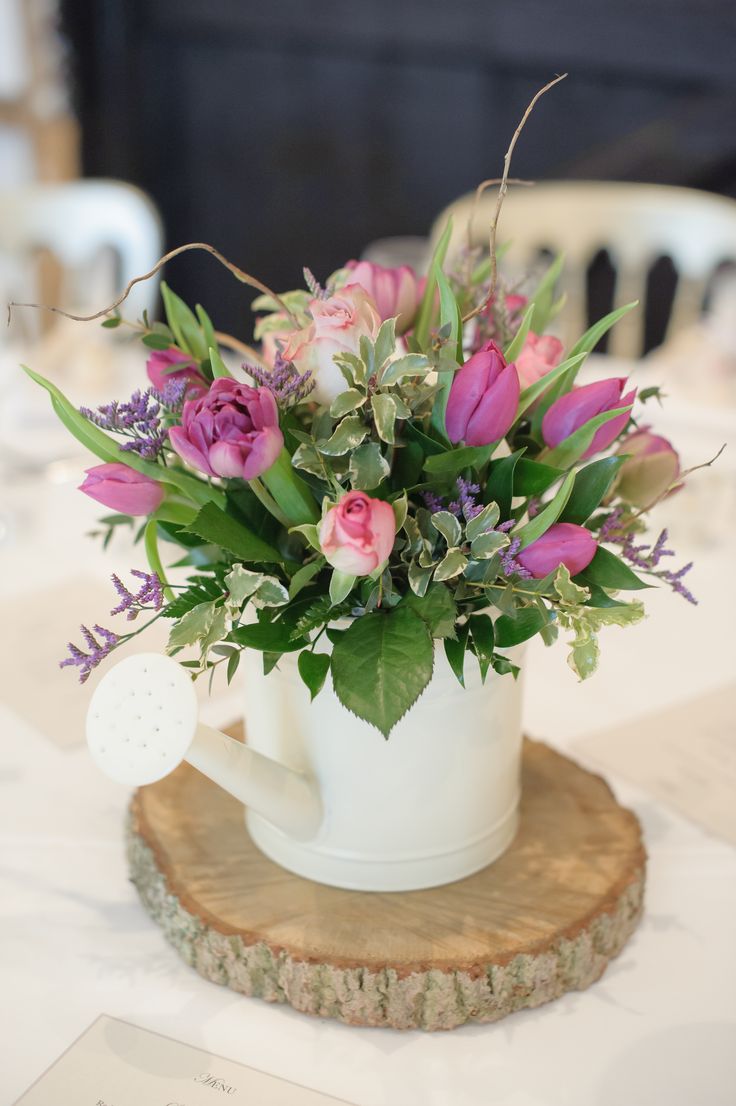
[22,86,705,738]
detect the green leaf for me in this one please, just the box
[542,404,634,470]
[485,450,523,518]
[568,301,639,358]
[553,564,591,607]
[144,519,173,603]
[401,583,457,638]
[513,470,575,549]
[527,252,565,332]
[423,444,493,480]
[430,510,462,548]
[373,317,397,372]
[380,353,430,387]
[229,620,306,652]
[161,282,208,361]
[578,545,651,591]
[101,315,122,328]
[470,530,508,559]
[196,304,218,357]
[288,558,324,599]
[330,389,366,418]
[408,560,433,596]
[298,651,331,701]
[370,393,397,444]
[495,607,548,647]
[329,569,356,605]
[260,448,319,525]
[504,303,535,362]
[142,332,172,350]
[317,415,368,456]
[289,523,322,552]
[491,653,520,679]
[413,218,453,351]
[163,575,223,618]
[430,269,462,438]
[465,501,500,542]
[403,420,447,457]
[208,344,232,379]
[513,458,564,497]
[469,614,495,681]
[331,608,434,736]
[226,650,241,685]
[560,456,625,525]
[183,502,283,563]
[444,622,469,687]
[348,441,389,490]
[167,601,218,651]
[434,548,467,581]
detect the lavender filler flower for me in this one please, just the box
[247,353,315,406]
[599,509,697,604]
[60,625,119,684]
[80,379,187,460]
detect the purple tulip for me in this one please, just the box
[79,463,165,516]
[542,377,636,459]
[445,340,520,447]
[146,347,208,399]
[169,378,283,480]
[517,522,597,579]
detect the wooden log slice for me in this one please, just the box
[126,733,645,1031]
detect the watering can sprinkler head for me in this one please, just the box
[86,653,323,841]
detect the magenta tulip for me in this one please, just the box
[146,346,208,399]
[615,428,681,508]
[169,378,283,480]
[517,522,597,579]
[79,463,165,516]
[542,378,636,459]
[445,340,520,447]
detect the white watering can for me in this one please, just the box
[87,649,524,892]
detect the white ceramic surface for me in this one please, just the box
[242,643,524,891]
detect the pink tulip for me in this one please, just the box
[445,340,520,447]
[79,463,165,516]
[542,377,636,459]
[616,428,681,508]
[146,347,208,399]
[517,522,597,579]
[169,378,283,480]
[345,260,424,334]
[319,491,396,576]
[515,333,564,390]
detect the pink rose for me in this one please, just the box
[345,260,424,334]
[79,462,165,516]
[280,285,381,404]
[515,333,564,391]
[169,378,283,480]
[146,347,208,399]
[319,491,396,576]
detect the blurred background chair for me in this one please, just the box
[0,179,163,341]
[428,181,736,358]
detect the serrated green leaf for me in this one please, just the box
[469,613,495,681]
[331,608,434,736]
[298,650,331,700]
[401,583,457,638]
[560,456,625,525]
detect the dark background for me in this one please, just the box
[60,0,736,336]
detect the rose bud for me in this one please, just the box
[345,260,424,334]
[319,490,396,576]
[615,428,681,508]
[169,378,283,480]
[515,333,564,391]
[517,522,597,579]
[146,346,208,399]
[542,377,636,459]
[79,463,165,516]
[281,284,381,404]
[445,340,521,446]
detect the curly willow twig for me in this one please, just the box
[6,241,299,329]
[462,73,568,326]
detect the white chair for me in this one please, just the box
[428,182,736,358]
[0,179,163,337]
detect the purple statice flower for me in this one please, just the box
[80,382,185,460]
[421,490,445,514]
[499,536,533,579]
[246,353,315,406]
[425,478,483,520]
[598,511,697,604]
[110,569,165,621]
[60,624,119,684]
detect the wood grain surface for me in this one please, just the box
[127,732,645,1030]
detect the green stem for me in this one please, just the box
[144,519,175,603]
[248,477,292,528]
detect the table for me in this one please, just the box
[2,379,736,1106]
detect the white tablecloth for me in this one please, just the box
[2,388,736,1106]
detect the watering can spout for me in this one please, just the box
[85,653,323,841]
